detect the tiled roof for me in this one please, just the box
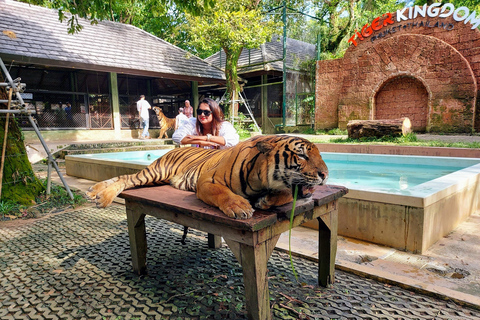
[205,35,316,74]
[0,0,225,81]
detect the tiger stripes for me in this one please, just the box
[87,135,329,219]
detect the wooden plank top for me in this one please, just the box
[119,185,348,232]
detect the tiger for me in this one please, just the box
[153,107,176,139]
[86,135,329,219]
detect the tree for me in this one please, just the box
[260,1,405,58]
[23,0,215,32]
[184,0,279,116]
[414,0,479,11]
[0,83,44,205]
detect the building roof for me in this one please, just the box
[0,0,225,83]
[205,36,316,75]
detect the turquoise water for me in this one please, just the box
[79,150,480,195]
[85,149,170,164]
[322,153,480,195]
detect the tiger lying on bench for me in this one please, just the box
[86,135,329,219]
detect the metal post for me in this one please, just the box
[317,33,322,61]
[46,160,52,195]
[282,1,287,128]
[27,114,74,200]
[295,82,298,126]
[0,58,25,107]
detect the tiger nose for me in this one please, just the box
[319,171,328,181]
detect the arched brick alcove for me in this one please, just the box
[338,34,476,132]
[374,76,429,131]
[316,20,480,132]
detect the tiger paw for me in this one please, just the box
[254,190,293,209]
[219,197,254,219]
[255,196,272,210]
[86,179,115,200]
[94,185,120,208]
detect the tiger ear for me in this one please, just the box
[256,141,274,154]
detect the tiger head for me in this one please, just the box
[254,135,328,198]
[152,106,164,118]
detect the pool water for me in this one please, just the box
[81,150,480,196]
[84,149,170,164]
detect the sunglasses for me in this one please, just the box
[197,109,212,116]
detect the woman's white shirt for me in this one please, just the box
[172,117,239,149]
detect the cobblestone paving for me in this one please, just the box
[1,205,479,320]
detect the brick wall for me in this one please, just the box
[315,10,480,132]
[375,76,429,131]
[315,59,343,128]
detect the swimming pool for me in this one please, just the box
[66,149,480,253]
[72,150,480,196]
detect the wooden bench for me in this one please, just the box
[119,184,348,320]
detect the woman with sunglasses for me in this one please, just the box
[172,98,239,149]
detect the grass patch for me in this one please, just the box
[306,132,480,148]
[0,179,87,220]
[315,128,348,136]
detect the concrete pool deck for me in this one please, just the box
[32,157,480,311]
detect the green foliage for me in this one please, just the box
[414,0,480,12]
[300,127,316,135]
[0,180,87,219]
[330,133,420,144]
[326,128,348,135]
[232,112,253,140]
[306,128,347,135]
[27,1,476,61]
[402,132,419,142]
[325,132,480,148]
[22,0,216,34]
[0,200,22,217]
[264,0,406,59]
[184,0,280,103]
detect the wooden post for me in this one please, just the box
[224,236,280,320]
[317,208,338,286]
[126,203,148,275]
[0,88,13,198]
[207,233,222,249]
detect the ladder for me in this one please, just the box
[220,90,262,134]
[0,57,73,200]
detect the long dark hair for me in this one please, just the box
[196,98,224,136]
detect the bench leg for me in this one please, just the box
[317,209,338,286]
[224,235,279,320]
[207,233,222,249]
[126,209,147,275]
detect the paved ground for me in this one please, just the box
[416,134,480,143]
[1,205,479,319]
[5,133,479,318]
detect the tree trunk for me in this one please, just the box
[224,47,242,118]
[1,86,44,205]
[347,118,412,139]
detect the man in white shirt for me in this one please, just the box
[175,107,189,130]
[136,95,151,139]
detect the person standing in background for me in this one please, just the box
[64,102,73,122]
[175,107,189,130]
[184,100,193,118]
[137,95,152,139]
